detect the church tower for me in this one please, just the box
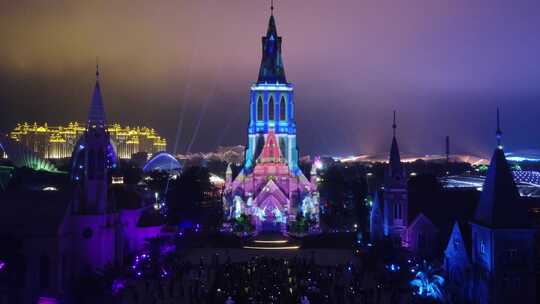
[383,111,408,243]
[470,109,536,304]
[76,66,112,213]
[64,66,122,275]
[244,6,299,173]
[223,4,319,234]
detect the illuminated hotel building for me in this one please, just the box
[10,122,166,159]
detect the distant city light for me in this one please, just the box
[314,159,323,170]
[209,174,225,185]
[112,176,124,184]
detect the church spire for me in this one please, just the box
[87,63,106,129]
[257,1,287,84]
[473,109,528,228]
[388,111,403,181]
[392,110,397,138]
[496,107,502,149]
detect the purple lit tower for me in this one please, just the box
[72,66,116,212]
[223,8,319,234]
[63,66,163,275]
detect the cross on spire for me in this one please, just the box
[496,107,502,149]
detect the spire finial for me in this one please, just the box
[392,110,397,137]
[95,57,100,80]
[496,107,502,149]
[271,0,274,14]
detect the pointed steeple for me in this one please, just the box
[496,107,502,149]
[473,109,528,228]
[387,111,404,184]
[257,130,283,163]
[87,64,106,128]
[257,2,287,84]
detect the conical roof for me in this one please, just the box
[474,147,528,228]
[389,137,403,177]
[88,68,106,128]
[257,14,287,84]
[385,112,404,186]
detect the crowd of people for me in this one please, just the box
[117,253,413,304]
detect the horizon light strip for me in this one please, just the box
[253,240,288,244]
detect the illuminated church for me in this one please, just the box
[223,9,319,233]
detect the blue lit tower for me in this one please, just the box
[383,111,408,243]
[244,7,298,172]
[470,109,536,304]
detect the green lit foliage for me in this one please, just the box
[233,214,254,233]
[288,214,315,234]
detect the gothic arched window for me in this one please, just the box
[268,96,275,120]
[257,96,263,121]
[280,96,286,121]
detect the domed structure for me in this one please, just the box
[143,152,182,173]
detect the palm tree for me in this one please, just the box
[410,261,447,303]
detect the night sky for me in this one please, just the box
[1,0,540,157]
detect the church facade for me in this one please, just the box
[223,12,319,233]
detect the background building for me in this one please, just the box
[9,122,166,160]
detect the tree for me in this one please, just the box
[165,166,213,224]
[410,261,447,303]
